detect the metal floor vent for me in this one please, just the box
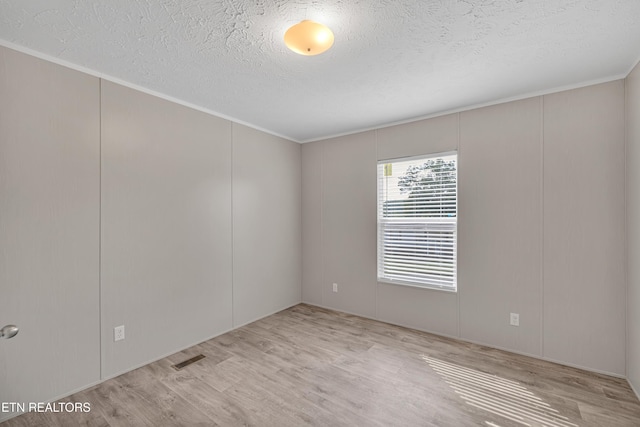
[172,354,205,371]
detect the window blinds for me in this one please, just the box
[377,153,457,290]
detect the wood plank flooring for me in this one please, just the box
[3,304,640,426]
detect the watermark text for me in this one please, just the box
[1,401,91,413]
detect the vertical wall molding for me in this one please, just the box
[539,95,545,358]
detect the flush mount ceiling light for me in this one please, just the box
[284,20,334,56]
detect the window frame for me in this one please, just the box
[377,151,458,292]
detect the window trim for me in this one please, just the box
[377,151,458,292]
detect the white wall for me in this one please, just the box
[459,97,543,356]
[101,98,302,377]
[0,45,301,420]
[0,45,101,418]
[627,60,640,397]
[302,81,627,376]
[322,132,378,318]
[100,81,234,378]
[543,81,625,374]
[232,124,301,327]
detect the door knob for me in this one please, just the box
[0,325,19,339]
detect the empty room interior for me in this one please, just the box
[2,1,640,426]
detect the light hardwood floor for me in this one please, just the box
[4,304,640,426]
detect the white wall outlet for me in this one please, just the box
[332,283,338,293]
[510,313,519,327]
[114,325,125,342]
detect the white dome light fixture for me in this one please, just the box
[284,20,334,56]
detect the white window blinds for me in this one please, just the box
[377,153,457,290]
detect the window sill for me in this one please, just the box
[377,278,457,293]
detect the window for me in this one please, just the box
[377,152,457,291]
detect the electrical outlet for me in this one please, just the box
[510,313,519,327]
[114,325,125,342]
[332,283,338,293]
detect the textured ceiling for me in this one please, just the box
[1,0,639,142]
